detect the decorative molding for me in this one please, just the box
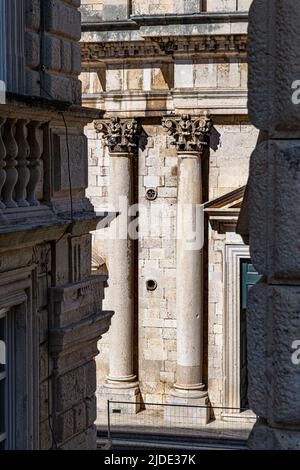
[81,35,247,63]
[224,244,250,410]
[205,186,245,233]
[95,117,139,154]
[154,34,247,56]
[81,40,162,63]
[162,113,212,153]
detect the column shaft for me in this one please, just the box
[107,153,136,385]
[95,117,141,413]
[175,152,205,392]
[162,113,212,423]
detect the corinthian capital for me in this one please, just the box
[162,113,213,153]
[95,117,139,154]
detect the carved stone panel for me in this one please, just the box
[53,132,88,194]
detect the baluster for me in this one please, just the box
[27,121,42,206]
[2,118,18,208]
[15,119,30,207]
[0,118,6,209]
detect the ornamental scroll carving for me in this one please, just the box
[95,117,139,154]
[162,113,213,153]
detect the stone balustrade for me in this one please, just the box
[0,115,43,209]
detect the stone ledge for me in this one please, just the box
[50,275,108,327]
[82,12,248,30]
[49,308,113,353]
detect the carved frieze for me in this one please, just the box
[81,35,247,63]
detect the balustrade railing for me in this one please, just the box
[0,116,43,210]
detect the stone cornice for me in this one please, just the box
[81,34,247,63]
[162,113,213,153]
[81,12,248,31]
[131,12,248,26]
[95,117,139,154]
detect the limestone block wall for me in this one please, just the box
[209,118,258,199]
[138,124,177,403]
[86,122,110,210]
[81,56,248,118]
[81,0,103,17]
[205,0,251,12]
[99,59,247,94]
[174,58,247,92]
[81,0,252,17]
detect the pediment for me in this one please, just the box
[204,186,245,212]
[204,186,245,233]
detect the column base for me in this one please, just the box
[248,419,300,450]
[97,381,141,415]
[164,388,210,426]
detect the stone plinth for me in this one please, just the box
[98,383,141,415]
[164,389,210,425]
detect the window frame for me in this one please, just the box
[0,285,38,450]
[0,307,14,450]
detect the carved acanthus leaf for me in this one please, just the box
[95,117,139,154]
[162,113,213,153]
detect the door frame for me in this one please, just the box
[224,244,250,410]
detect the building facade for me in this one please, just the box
[0,0,112,449]
[81,0,259,420]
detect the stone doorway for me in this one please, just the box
[224,245,250,411]
[240,260,261,410]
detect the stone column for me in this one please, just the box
[237,0,300,449]
[163,114,212,424]
[95,117,141,413]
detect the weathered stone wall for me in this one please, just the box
[205,0,251,12]
[81,0,103,21]
[210,119,257,199]
[81,0,252,18]
[138,124,177,403]
[238,0,300,449]
[0,0,112,450]
[24,0,82,102]
[0,98,112,450]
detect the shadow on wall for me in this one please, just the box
[210,126,221,151]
